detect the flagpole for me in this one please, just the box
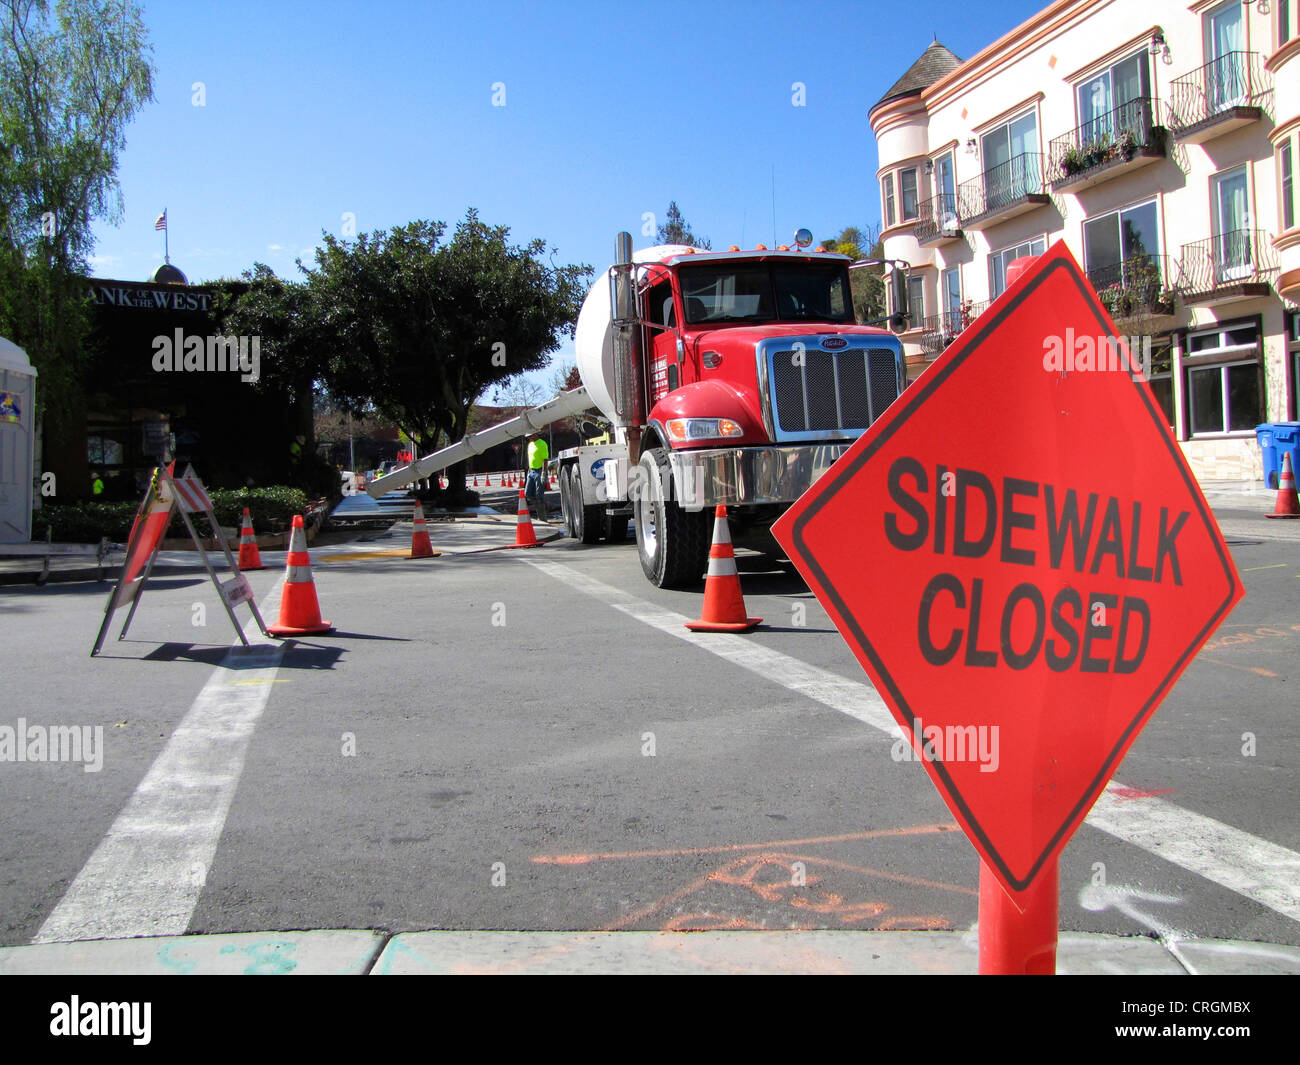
[164,207,169,264]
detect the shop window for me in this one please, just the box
[1184,323,1262,435]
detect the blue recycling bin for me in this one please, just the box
[1256,422,1300,489]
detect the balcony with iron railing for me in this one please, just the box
[1084,255,1178,324]
[1179,230,1279,304]
[918,300,990,355]
[954,153,1049,230]
[914,193,963,246]
[1048,97,1168,192]
[1167,52,1271,144]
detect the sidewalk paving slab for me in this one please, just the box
[1174,938,1300,976]
[370,930,1184,975]
[0,930,385,975]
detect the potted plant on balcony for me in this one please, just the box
[1058,144,1087,177]
[1152,287,1177,316]
[1099,281,1134,319]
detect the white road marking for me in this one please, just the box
[524,557,1300,926]
[33,584,285,943]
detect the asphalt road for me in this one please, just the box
[0,504,1296,950]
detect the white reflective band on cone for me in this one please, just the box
[707,554,738,578]
[285,564,313,583]
[287,527,306,553]
[711,519,732,545]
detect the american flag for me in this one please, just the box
[154,210,167,231]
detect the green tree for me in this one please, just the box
[822,224,885,323]
[304,211,590,495]
[0,0,154,497]
[656,201,711,249]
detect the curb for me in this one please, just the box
[3,929,1297,975]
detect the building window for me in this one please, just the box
[1281,140,1295,232]
[1185,323,1262,435]
[900,169,919,220]
[933,153,957,219]
[881,174,896,228]
[989,237,1046,298]
[1212,165,1253,279]
[942,267,961,331]
[1076,50,1151,144]
[1289,309,1299,420]
[907,274,924,327]
[1204,1,1247,113]
[1083,198,1162,291]
[1280,0,1293,47]
[981,110,1041,208]
[1148,341,1175,430]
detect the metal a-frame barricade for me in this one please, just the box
[91,464,268,656]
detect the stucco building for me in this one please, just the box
[870,0,1298,481]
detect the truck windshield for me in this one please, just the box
[678,262,853,325]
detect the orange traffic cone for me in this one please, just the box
[410,500,438,557]
[513,489,539,547]
[685,506,762,632]
[1267,451,1300,519]
[473,474,480,487]
[237,507,264,571]
[268,515,333,636]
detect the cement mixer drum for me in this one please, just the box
[574,244,694,424]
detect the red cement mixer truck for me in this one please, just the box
[368,230,907,589]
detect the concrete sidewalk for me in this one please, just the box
[1,928,1297,975]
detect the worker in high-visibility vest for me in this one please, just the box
[525,433,549,520]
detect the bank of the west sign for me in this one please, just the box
[88,282,211,312]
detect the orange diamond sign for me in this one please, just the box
[772,242,1244,896]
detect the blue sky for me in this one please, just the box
[90,0,1047,374]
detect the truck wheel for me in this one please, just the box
[561,465,582,540]
[571,465,604,545]
[634,448,710,588]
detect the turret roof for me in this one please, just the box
[871,39,963,113]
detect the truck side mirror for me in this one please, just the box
[890,270,909,332]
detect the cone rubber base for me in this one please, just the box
[238,561,265,571]
[685,616,762,633]
[1265,513,1299,519]
[268,620,334,636]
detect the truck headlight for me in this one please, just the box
[665,418,745,442]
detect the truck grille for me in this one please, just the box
[769,346,899,434]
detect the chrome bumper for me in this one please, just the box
[666,443,854,509]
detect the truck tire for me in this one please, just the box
[559,465,579,538]
[571,464,605,545]
[634,448,711,588]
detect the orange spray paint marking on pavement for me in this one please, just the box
[532,823,961,866]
